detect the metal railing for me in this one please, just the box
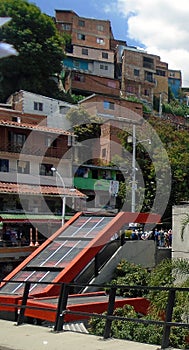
[0,142,71,159]
[0,279,189,349]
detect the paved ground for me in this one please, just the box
[0,319,180,350]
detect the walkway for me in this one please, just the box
[0,320,180,350]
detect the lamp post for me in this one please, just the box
[51,167,66,226]
[128,125,151,213]
[131,124,136,213]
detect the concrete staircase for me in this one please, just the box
[63,321,89,333]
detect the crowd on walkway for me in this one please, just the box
[127,227,172,248]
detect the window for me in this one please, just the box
[143,56,154,69]
[73,73,85,82]
[97,24,104,31]
[0,159,9,172]
[103,101,115,110]
[144,89,150,96]
[73,60,80,69]
[45,136,57,148]
[91,169,98,179]
[17,160,30,174]
[134,69,140,77]
[100,64,108,70]
[82,48,88,55]
[77,33,85,40]
[145,71,153,83]
[102,52,108,59]
[39,164,53,176]
[12,116,21,123]
[156,69,166,76]
[169,71,175,77]
[78,20,85,27]
[9,132,26,149]
[62,23,71,30]
[34,102,43,111]
[97,37,104,45]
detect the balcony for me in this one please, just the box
[144,77,156,84]
[0,142,71,159]
[143,62,154,70]
[74,177,111,191]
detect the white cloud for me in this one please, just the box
[115,0,189,86]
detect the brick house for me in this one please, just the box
[78,93,143,164]
[55,10,122,97]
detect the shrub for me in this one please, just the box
[89,258,189,349]
[109,259,148,297]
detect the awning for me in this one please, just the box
[0,213,72,224]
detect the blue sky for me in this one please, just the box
[32,0,189,87]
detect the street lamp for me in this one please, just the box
[128,124,151,213]
[51,167,66,226]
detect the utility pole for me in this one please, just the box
[131,124,136,213]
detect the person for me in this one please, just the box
[0,237,4,247]
[4,227,11,246]
[10,230,18,246]
[168,229,172,247]
[21,235,27,246]
[159,229,165,247]
[164,231,169,247]
[154,228,160,246]
[131,229,138,240]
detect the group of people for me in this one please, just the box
[0,227,28,247]
[154,228,172,248]
[129,227,172,247]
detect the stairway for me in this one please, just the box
[63,321,89,333]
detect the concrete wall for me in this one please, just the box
[86,240,171,291]
[9,90,74,131]
[72,46,114,64]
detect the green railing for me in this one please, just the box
[74,177,111,191]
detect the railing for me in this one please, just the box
[143,62,154,70]
[144,77,156,84]
[74,177,112,191]
[0,142,71,159]
[0,280,189,349]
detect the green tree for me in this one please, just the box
[66,107,102,141]
[0,0,65,101]
[149,116,189,205]
[117,116,189,215]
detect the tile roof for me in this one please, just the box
[0,182,86,198]
[0,213,72,222]
[0,119,75,136]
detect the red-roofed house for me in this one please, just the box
[0,104,86,248]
